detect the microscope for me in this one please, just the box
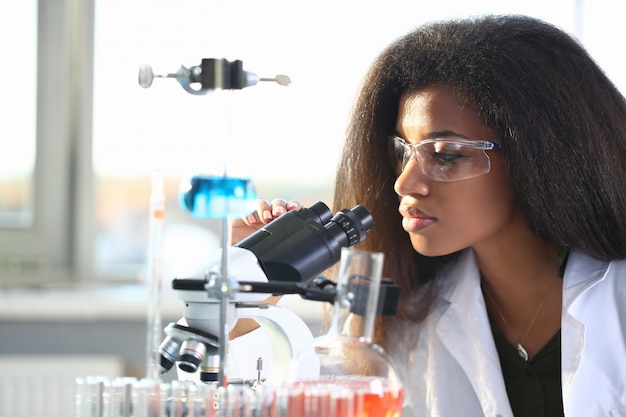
[140,57,399,389]
[157,201,391,386]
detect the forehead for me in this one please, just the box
[396,86,492,140]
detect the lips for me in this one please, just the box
[399,205,437,232]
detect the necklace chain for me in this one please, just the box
[482,271,558,361]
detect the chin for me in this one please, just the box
[409,235,460,257]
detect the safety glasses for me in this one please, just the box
[388,136,502,182]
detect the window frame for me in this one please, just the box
[0,0,94,286]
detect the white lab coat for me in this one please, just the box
[386,249,626,417]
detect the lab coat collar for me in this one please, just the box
[437,248,610,311]
[561,249,609,306]
[560,249,609,399]
[436,249,514,416]
[433,249,612,416]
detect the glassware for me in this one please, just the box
[75,377,290,417]
[75,375,109,417]
[177,90,257,221]
[284,248,404,417]
[75,375,379,416]
[107,377,137,417]
[179,172,256,219]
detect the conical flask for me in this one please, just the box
[284,248,404,417]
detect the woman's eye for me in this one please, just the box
[432,151,463,164]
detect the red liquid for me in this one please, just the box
[287,378,404,417]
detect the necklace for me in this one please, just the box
[482,272,558,361]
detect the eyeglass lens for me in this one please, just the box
[388,137,494,182]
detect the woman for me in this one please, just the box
[235,15,626,417]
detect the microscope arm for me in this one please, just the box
[236,304,317,386]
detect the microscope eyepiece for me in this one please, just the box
[325,205,374,247]
[300,201,333,225]
[235,201,374,282]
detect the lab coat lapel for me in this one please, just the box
[560,250,609,404]
[436,250,514,417]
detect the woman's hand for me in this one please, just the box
[231,198,304,244]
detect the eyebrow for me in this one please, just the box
[393,129,470,141]
[428,130,469,139]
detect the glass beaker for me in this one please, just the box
[284,248,404,417]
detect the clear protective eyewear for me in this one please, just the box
[388,136,503,182]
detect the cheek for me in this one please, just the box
[479,158,516,224]
[427,174,516,254]
[466,187,514,227]
[448,173,516,238]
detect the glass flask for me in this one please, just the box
[179,171,256,219]
[284,248,405,417]
[177,89,257,220]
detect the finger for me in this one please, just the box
[270,198,288,217]
[257,198,274,223]
[286,200,303,212]
[242,212,259,225]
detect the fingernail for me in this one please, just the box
[273,206,285,216]
[247,215,257,224]
[287,201,300,210]
[262,210,272,221]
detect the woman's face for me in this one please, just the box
[394,85,518,257]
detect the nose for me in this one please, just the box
[394,157,430,197]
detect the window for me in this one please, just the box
[0,2,36,230]
[3,0,625,286]
[0,0,74,286]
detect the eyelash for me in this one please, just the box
[430,150,465,164]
